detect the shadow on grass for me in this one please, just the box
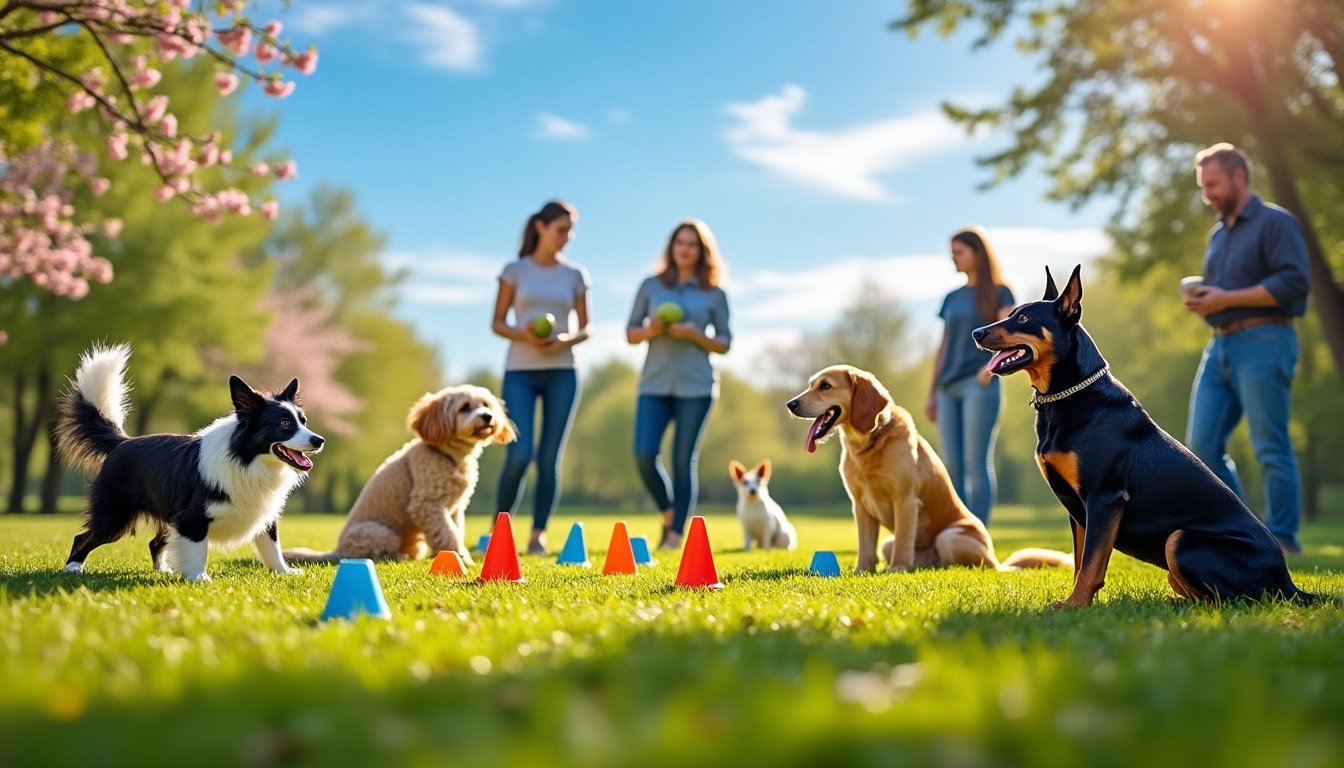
[0,568,174,596]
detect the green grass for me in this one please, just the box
[2,505,1343,768]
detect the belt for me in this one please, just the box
[1216,316,1290,335]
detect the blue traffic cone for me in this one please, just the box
[630,535,655,566]
[556,522,591,567]
[475,534,491,554]
[808,550,841,577]
[320,559,391,621]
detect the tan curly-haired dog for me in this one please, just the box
[284,385,515,565]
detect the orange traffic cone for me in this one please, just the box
[478,512,525,583]
[429,550,467,577]
[602,521,639,575]
[674,515,722,589]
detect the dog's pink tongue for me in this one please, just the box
[987,350,1013,371]
[806,415,826,454]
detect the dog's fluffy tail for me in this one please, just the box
[55,344,132,474]
[998,547,1074,571]
[281,547,342,564]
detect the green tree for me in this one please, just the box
[893,0,1344,381]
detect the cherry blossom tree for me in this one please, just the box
[0,0,317,322]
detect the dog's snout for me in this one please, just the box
[309,435,325,450]
[786,398,800,413]
[481,412,493,425]
[972,327,987,342]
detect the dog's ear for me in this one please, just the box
[277,378,300,403]
[407,390,451,444]
[729,460,747,481]
[754,459,771,481]
[1042,266,1059,301]
[492,412,518,445]
[1056,264,1083,325]
[229,375,266,417]
[847,370,890,435]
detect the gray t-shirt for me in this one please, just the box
[627,275,732,398]
[499,256,591,371]
[937,284,1015,388]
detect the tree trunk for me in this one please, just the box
[1234,33,1344,384]
[135,369,173,437]
[40,422,63,515]
[6,373,31,514]
[6,366,53,514]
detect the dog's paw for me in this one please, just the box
[183,571,213,583]
[885,563,913,574]
[278,566,303,575]
[63,561,84,574]
[458,551,475,568]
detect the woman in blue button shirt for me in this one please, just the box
[626,219,732,550]
[923,227,1014,525]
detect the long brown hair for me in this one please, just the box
[518,200,577,258]
[951,227,1008,323]
[657,219,722,289]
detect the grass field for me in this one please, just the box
[2,505,1343,767]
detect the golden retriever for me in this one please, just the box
[787,364,1069,573]
[284,385,515,565]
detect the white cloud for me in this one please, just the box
[290,4,373,36]
[390,249,503,305]
[535,113,591,141]
[723,84,977,203]
[404,3,482,72]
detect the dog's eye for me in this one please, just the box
[281,419,293,429]
[1016,314,1029,324]
[459,404,472,413]
[819,381,831,391]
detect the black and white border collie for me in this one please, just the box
[55,344,325,581]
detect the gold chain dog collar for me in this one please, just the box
[1031,366,1109,408]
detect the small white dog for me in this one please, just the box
[729,459,797,551]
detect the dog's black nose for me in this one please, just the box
[786,399,800,413]
[309,435,325,450]
[972,327,986,342]
[481,412,493,424]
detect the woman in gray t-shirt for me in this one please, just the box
[924,227,1015,525]
[491,200,591,555]
[626,219,732,550]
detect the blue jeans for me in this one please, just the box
[495,368,580,533]
[1187,323,1301,548]
[936,375,1002,525]
[633,394,714,535]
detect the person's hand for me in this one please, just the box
[522,323,558,348]
[976,367,993,387]
[646,317,666,336]
[536,333,568,355]
[666,322,697,340]
[924,393,938,423]
[1184,286,1229,317]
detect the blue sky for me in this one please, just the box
[254,0,1114,382]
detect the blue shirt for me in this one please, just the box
[627,275,732,397]
[1203,195,1310,328]
[937,284,1015,388]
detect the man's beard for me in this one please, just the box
[1218,188,1244,217]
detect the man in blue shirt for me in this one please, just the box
[1184,143,1311,553]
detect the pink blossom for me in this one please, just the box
[108,133,129,160]
[255,42,278,64]
[261,78,295,98]
[216,25,252,57]
[160,114,178,138]
[129,67,161,90]
[103,218,123,237]
[289,49,319,75]
[213,72,239,96]
[90,178,111,196]
[67,92,97,113]
[250,163,270,176]
[219,149,233,164]
[143,95,169,125]
[273,160,297,180]
[264,20,284,38]
[260,200,279,220]
[155,184,175,202]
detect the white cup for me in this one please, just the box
[1180,275,1204,298]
